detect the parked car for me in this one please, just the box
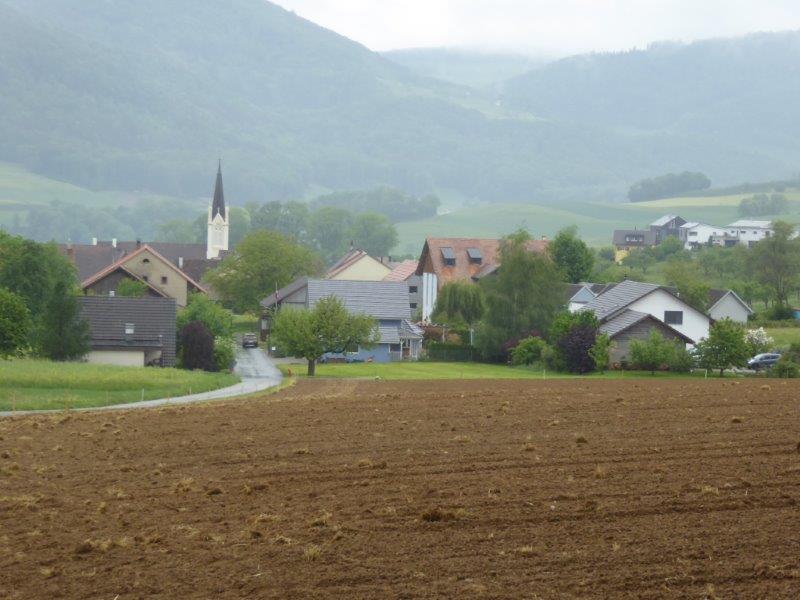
[747,353,781,370]
[242,333,259,349]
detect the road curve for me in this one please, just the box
[0,346,283,416]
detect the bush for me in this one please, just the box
[178,294,234,339]
[629,331,674,374]
[213,337,236,372]
[772,357,799,378]
[589,333,611,373]
[745,327,775,355]
[179,321,216,371]
[668,345,695,373]
[549,311,599,373]
[425,342,476,362]
[766,305,796,321]
[510,337,547,366]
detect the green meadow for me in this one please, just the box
[394,192,800,253]
[0,360,239,412]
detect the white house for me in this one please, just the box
[583,280,711,344]
[726,220,773,247]
[707,289,753,324]
[679,222,735,250]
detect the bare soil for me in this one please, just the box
[1,379,799,599]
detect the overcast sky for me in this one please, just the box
[272,0,800,55]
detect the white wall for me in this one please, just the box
[421,272,438,321]
[86,350,145,367]
[709,294,750,324]
[629,289,710,343]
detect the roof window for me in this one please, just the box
[467,248,482,264]
[441,247,456,266]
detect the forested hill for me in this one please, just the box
[0,0,797,205]
[503,32,800,171]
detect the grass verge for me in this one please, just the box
[0,360,239,411]
[277,361,708,380]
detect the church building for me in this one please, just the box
[207,161,229,259]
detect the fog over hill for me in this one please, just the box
[0,0,797,206]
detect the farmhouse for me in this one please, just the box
[79,296,177,367]
[415,236,548,320]
[59,163,230,303]
[582,279,712,345]
[79,244,207,308]
[261,278,423,362]
[706,289,753,324]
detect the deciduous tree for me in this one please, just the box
[550,226,594,283]
[694,318,749,377]
[0,288,30,359]
[271,296,378,376]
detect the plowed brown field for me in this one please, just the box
[1,379,799,599]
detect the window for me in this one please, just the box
[689,231,697,236]
[467,247,482,264]
[441,247,456,266]
[142,275,149,282]
[409,286,418,293]
[124,323,135,335]
[410,303,418,309]
[161,276,168,285]
[142,258,150,264]
[664,311,683,325]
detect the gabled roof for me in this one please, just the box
[384,260,419,282]
[79,297,177,364]
[325,249,391,280]
[599,309,694,344]
[81,244,207,293]
[582,280,661,320]
[650,214,684,227]
[707,289,754,314]
[262,278,412,320]
[612,230,658,246]
[416,237,549,283]
[85,264,170,299]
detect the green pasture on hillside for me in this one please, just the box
[0,360,239,412]
[394,192,800,253]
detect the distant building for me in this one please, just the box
[649,214,687,242]
[726,220,774,247]
[79,296,177,367]
[679,222,734,249]
[260,278,423,362]
[384,259,422,315]
[612,229,658,262]
[60,163,230,302]
[325,248,393,281]
[415,237,549,321]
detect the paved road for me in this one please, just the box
[0,346,283,416]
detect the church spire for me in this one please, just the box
[211,159,226,220]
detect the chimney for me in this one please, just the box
[178,256,184,269]
[136,239,141,249]
[91,237,98,246]
[112,238,117,248]
[66,241,74,259]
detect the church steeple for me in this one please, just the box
[211,159,226,220]
[207,160,230,260]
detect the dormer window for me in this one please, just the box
[467,248,482,264]
[124,323,135,335]
[441,247,456,266]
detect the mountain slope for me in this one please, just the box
[503,32,800,170]
[0,1,797,206]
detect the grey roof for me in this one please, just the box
[599,309,694,343]
[582,280,660,320]
[378,321,401,344]
[612,229,658,246]
[78,296,177,366]
[650,214,681,227]
[400,319,424,339]
[307,280,412,320]
[262,278,412,320]
[599,309,651,337]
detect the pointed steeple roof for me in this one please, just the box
[211,160,226,219]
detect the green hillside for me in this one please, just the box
[394,192,800,254]
[0,0,798,209]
